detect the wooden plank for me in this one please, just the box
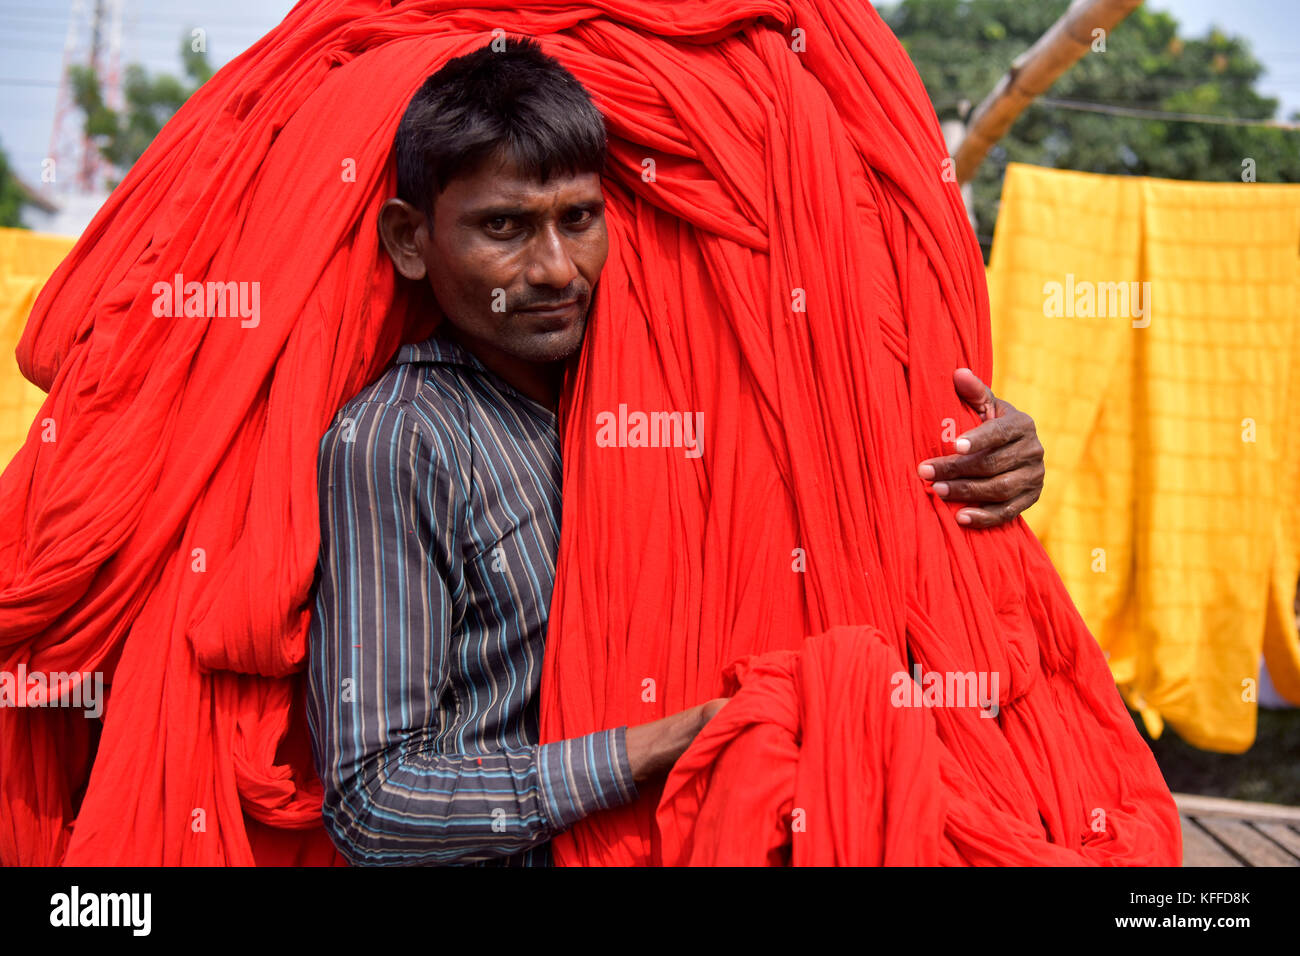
[1180,817,1243,867]
[1173,793,1300,824]
[1253,822,1300,862]
[1197,817,1297,866]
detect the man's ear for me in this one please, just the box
[378,198,430,280]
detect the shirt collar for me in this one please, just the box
[394,327,558,423]
[393,328,487,373]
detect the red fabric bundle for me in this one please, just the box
[0,0,1181,865]
[656,627,949,866]
[539,0,1180,865]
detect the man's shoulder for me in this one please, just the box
[322,357,475,466]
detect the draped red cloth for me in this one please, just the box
[0,0,1181,866]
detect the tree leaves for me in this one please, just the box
[880,0,1300,255]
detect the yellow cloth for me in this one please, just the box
[0,228,75,469]
[987,162,1300,753]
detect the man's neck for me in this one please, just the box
[443,325,563,413]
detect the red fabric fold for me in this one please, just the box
[656,627,948,866]
[0,0,1181,866]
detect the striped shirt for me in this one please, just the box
[306,329,637,866]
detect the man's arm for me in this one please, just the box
[307,400,637,865]
[306,400,722,866]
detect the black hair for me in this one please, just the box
[394,35,607,221]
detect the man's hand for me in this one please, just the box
[625,698,728,783]
[916,368,1044,529]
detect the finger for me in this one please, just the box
[701,698,730,722]
[950,407,1029,455]
[953,367,995,418]
[932,463,1042,504]
[919,435,1041,481]
[954,489,1040,529]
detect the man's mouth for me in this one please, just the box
[517,298,581,320]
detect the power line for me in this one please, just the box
[1036,96,1300,130]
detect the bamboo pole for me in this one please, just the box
[952,0,1144,183]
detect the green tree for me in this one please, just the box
[70,29,214,188]
[0,142,31,228]
[880,0,1300,252]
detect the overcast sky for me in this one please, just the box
[1,0,1297,187]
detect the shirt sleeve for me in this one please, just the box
[306,399,637,866]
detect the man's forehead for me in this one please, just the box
[447,155,601,205]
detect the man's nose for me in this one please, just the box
[524,223,580,290]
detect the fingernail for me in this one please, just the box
[933,482,949,497]
[918,463,935,479]
[956,511,971,525]
[954,438,971,453]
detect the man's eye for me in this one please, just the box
[486,217,517,233]
[566,209,594,226]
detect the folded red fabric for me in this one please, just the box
[0,0,1181,866]
[657,624,1179,865]
[656,627,948,866]
[539,0,1182,865]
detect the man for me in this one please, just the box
[306,36,1045,866]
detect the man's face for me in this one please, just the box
[420,152,607,365]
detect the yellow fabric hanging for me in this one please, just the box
[987,162,1300,753]
[0,228,75,469]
